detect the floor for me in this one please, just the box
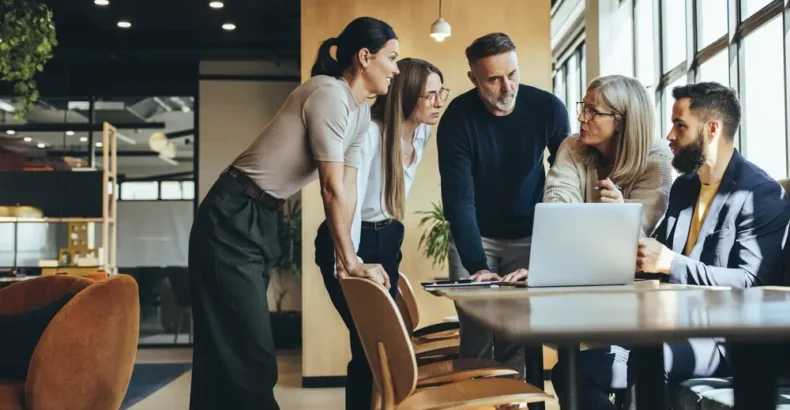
[131,348,560,409]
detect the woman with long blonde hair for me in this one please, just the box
[313,57,448,410]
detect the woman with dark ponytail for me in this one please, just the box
[187,17,399,410]
[314,58,448,410]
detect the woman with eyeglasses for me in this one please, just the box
[499,74,674,409]
[314,57,448,410]
[500,74,673,285]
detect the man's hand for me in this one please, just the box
[637,238,675,274]
[598,178,624,204]
[469,269,501,282]
[501,268,529,283]
[347,263,391,289]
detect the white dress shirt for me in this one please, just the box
[350,120,431,255]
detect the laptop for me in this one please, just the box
[526,202,642,288]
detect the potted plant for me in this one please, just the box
[0,0,58,120]
[416,201,451,270]
[270,196,302,349]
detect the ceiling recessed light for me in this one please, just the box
[117,20,131,28]
[6,130,15,135]
[80,137,88,142]
[222,23,236,31]
[209,1,224,8]
[94,0,109,5]
[95,142,103,147]
[23,137,31,142]
[66,130,75,136]
[37,143,46,148]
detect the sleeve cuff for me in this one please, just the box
[668,254,689,284]
[465,260,490,276]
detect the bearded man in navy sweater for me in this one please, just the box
[437,32,570,377]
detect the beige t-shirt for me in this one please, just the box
[231,75,370,199]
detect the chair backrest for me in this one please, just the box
[340,277,418,406]
[397,272,421,332]
[0,275,93,315]
[26,274,140,410]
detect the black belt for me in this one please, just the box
[361,219,394,230]
[223,166,285,211]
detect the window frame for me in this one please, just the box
[646,0,788,175]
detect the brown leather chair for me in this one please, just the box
[0,274,140,410]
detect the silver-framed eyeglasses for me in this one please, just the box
[576,101,618,122]
[422,88,450,104]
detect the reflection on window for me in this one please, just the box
[182,181,195,200]
[662,0,687,71]
[635,0,656,88]
[741,0,774,20]
[160,181,183,200]
[743,17,787,178]
[580,44,587,91]
[664,76,688,135]
[554,66,566,107]
[120,181,158,200]
[699,50,730,86]
[697,0,728,50]
[567,54,580,133]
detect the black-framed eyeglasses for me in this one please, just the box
[422,88,450,104]
[576,102,618,122]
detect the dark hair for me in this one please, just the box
[370,58,444,220]
[465,33,516,65]
[310,17,398,78]
[671,82,741,141]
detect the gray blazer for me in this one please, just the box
[652,150,790,288]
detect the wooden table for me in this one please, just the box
[428,282,790,410]
[450,285,790,410]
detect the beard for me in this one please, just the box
[672,129,707,174]
[481,87,518,112]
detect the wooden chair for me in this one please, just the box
[397,272,460,341]
[395,273,460,363]
[341,276,552,409]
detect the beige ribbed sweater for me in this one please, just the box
[543,134,675,236]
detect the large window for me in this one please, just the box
[742,16,787,178]
[634,0,656,89]
[636,0,790,178]
[553,42,587,134]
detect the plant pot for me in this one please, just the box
[270,310,302,349]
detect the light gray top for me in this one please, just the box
[232,75,370,199]
[455,287,790,344]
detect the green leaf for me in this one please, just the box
[0,0,58,120]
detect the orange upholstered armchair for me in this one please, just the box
[0,274,140,410]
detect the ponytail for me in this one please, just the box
[310,37,342,77]
[310,17,397,78]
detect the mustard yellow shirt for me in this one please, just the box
[684,181,721,255]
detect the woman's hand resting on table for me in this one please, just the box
[500,268,529,283]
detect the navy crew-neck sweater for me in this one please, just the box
[437,84,570,275]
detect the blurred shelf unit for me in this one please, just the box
[0,122,119,276]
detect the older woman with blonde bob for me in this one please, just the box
[501,74,673,283]
[545,74,672,230]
